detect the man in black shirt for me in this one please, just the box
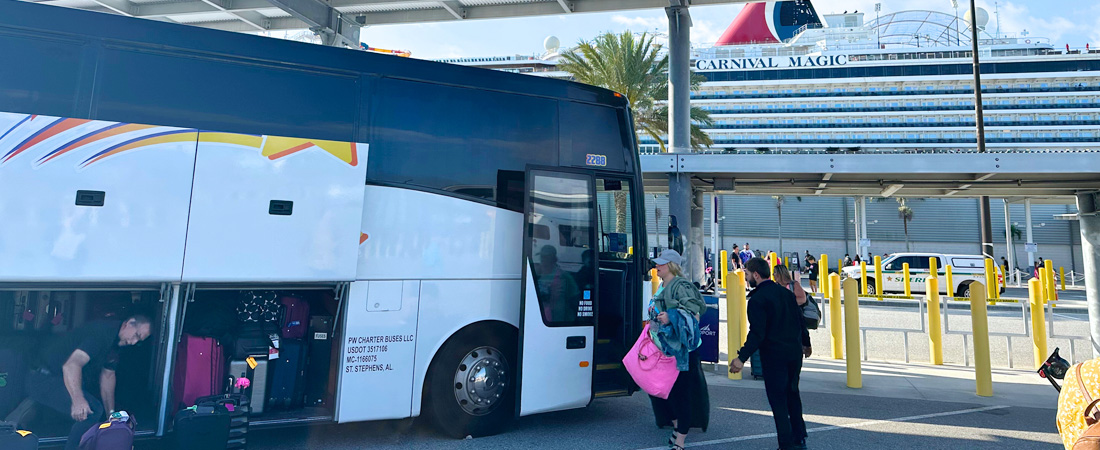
[730,258,811,450]
[27,315,152,450]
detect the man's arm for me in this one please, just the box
[100,368,116,414]
[736,296,768,363]
[62,350,92,421]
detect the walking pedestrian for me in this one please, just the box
[730,257,811,450]
[773,265,807,306]
[805,256,819,294]
[647,249,710,449]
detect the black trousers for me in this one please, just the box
[760,354,807,449]
[26,370,105,450]
[650,349,706,435]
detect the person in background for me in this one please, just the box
[730,258,811,450]
[853,255,862,266]
[730,244,745,271]
[27,315,153,450]
[740,243,754,266]
[803,251,812,269]
[647,249,709,450]
[805,256,819,294]
[774,265,807,306]
[1001,257,1010,278]
[843,254,852,267]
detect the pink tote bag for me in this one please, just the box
[622,323,679,399]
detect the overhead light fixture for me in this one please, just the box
[880,184,903,197]
[714,178,736,193]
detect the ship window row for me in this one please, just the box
[703,120,1100,129]
[699,60,1100,82]
[640,131,1099,144]
[700,102,1100,115]
[697,95,1094,110]
[692,83,1100,100]
[710,113,1097,125]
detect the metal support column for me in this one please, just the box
[156,283,185,436]
[1026,199,1036,270]
[968,0,994,261]
[1003,199,1016,284]
[666,2,696,282]
[1077,192,1100,357]
[690,188,705,284]
[859,196,869,260]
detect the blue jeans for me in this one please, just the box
[26,370,105,450]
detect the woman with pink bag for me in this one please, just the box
[644,249,710,450]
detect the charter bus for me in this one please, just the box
[0,0,647,444]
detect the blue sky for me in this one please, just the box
[358,0,1099,60]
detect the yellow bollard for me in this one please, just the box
[830,273,844,359]
[874,256,883,299]
[930,257,939,277]
[820,254,829,299]
[727,269,746,380]
[997,266,1005,294]
[860,261,868,296]
[650,268,659,296]
[1029,277,1048,370]
[903,263,911,298]
[838,258,844,276]
[770,252,778,269]
[1040,267,1051,304]
[843,278,862,388]
[1060,267,1066,291]
[1045,259,1057,301]
[970,282,994,397]
[946,265,955,299]
[629,246,634,255]
[927,277,943,365]
[984,258,997,301]
[737,270,748,347]
[720,250,729,290]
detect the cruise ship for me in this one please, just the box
[445,0,1100,155]
[649,0,1100,153]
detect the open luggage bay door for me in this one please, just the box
[517,169,597,416]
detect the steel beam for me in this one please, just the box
[267,0,360,47]
[90,0,135,16]
[555,0,572,13]
[439,1,465,19]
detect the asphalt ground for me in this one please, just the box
[223,371,1061,450]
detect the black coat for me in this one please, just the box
[737,280,811,362]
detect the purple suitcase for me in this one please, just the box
[278,296,310,339]
[174,335,225,411]
[78,415,135,450]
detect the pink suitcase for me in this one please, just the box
[174,334,225,411]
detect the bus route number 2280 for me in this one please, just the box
[585,154,607,167]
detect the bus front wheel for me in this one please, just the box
[425,323,517,438]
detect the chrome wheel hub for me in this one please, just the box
[453,346,507,416]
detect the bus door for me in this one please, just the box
[592,177,640,397]
[517,169,597,416]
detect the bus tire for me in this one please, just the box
[956,282,972,298]
[424,322,517,439]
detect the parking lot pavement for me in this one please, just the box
[233,359,1063,450]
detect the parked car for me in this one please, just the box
[840,252,1004,297]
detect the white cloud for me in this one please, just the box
[610,14,666,30]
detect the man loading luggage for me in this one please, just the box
[26,315,152,450]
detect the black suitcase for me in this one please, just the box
[750,350,763,380]
[267,339,307,410]
[304,316,334,406]
[0,337,34,419]
[232,323,273,360]
[195,394,249,449]
[173,403,230,450]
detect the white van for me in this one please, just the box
[840,253,1004,297]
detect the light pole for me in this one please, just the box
[967,0,995,260]
[951,0,960,46]
[875,3,881,48]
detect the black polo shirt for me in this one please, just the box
[39,319,122,375]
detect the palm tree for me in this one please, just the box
[897,198,914,251]
[558,31,714,233]
[773,196,802,257]
[558,31,715,152]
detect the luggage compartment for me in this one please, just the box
[180,131,368,282]
[175,286,343,427]
[0,112,197,282]
[0,287,166,443]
